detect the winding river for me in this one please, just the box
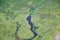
[15,22,21,40]
[26,15,37,40]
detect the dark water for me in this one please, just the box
[29,7,36,11]
[15,22,21,40]
[26,15,37,40]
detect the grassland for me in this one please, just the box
[0,0,60,40]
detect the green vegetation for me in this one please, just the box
[0,0,60,40]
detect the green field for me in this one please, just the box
[0,0,60,40]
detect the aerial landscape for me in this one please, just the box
[0,0,60,40]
